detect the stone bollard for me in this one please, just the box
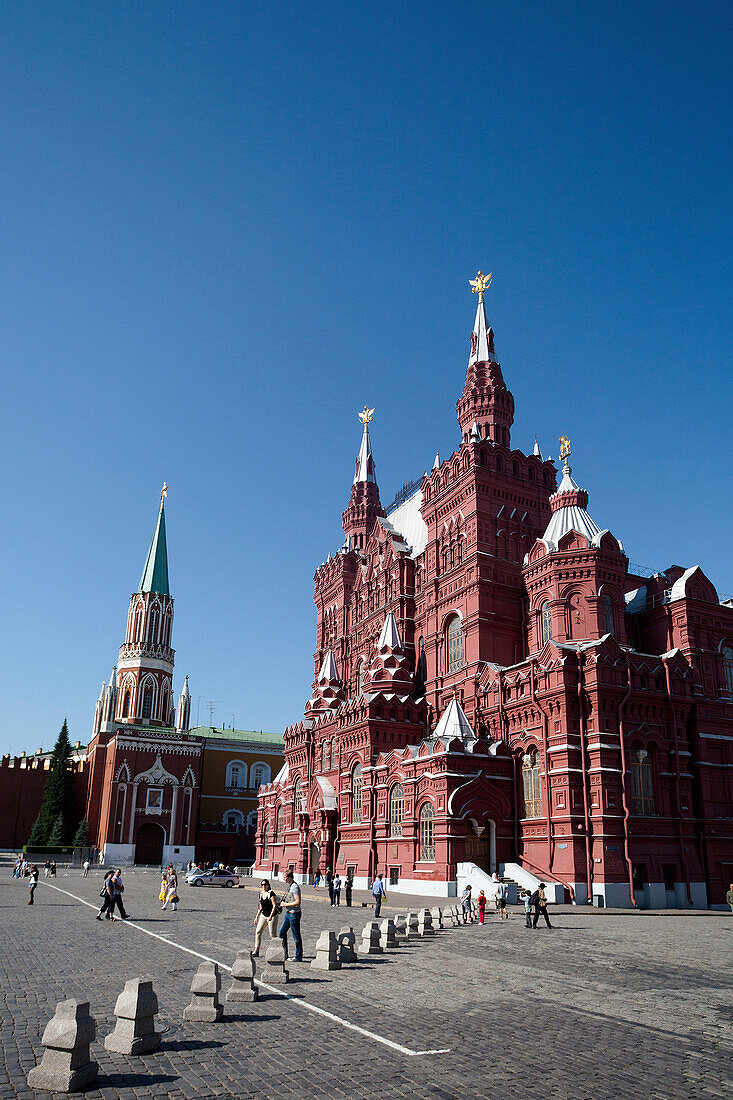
[417,908,434,936]
[311,931,342,971]
[226,950,259,1002]
[451,905,461,926]
[263,941,289,984]
[430,906,444,930]
[394,913,407,937]
[379,918,398,949]
[407,911,419,937]
[28,999,98,1093]
[360,921,383,955]
[104,979,161,1055]
[183,961,223,1022]
[338,927,358,964]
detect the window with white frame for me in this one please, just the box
[390,784,404,837]
[419,802,435,860]
[226,760,247,789]
[447,616,463,673]
[223,810,244,832]
[522,751,542,818]
[250,763,271,789]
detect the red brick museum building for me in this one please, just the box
[255,276,733,907]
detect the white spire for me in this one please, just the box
[180,673,190,698]
[432,696,476,743]
[354,420,377,484]
[468,295,498,366]
[377,612,403,651]
[432,451,440,471]
[533,437,543,459]
[470,420,480,441]
[318,650,341,684]
[176,675,191,731]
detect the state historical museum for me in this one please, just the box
[255,275,733,907]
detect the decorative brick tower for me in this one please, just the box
[341,407,385,551]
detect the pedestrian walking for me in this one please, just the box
[727,882,733,913]
[253,878,279,955]
[532,883,553,929]
[496,879,509,920]
[371,873,387,918]
[28,865,39,905]
[161,869,178,911]
[158,871,169,904]
[49,860,57,878]
[477,890,486,924]
[333,874,342,906]
[461,883,472,923]
[13,856,22,878]
[82,860,90,877]
[313,870,321,889]
[96,871,115,920]
[344,872,353,907]
[278,870,303,962]
[111,868,129,920]
[326,869,334,906]
[43,860,50,878]
[523,891,533,928]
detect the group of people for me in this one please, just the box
[96,868,128,921]
[461,878,554,929]
[159,866,179,911]
[254,870,303,961]
[313,869,353,907]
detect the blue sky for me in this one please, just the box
[1,2,731,753]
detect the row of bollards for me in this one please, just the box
[29,903,468,1091]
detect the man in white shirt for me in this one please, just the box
[278,870,303,961]
[496,879,509,920]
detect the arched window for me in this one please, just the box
[351,763,363,824]
[223,809,244,832]
[262,823,270,858]
[321,741,329,772]
[330,738,336,769]
[630,748,655,815]
[148,610,159,643]
[160,689,169,726]
[442,550,449,573]
[246,810,258,834]
[522,751,542,818]
[142,689,152,720]
[722,646,733,694]
[134,611,142,641]
[419,802,435,860]
[603,595,614,636]
[390,784,404,837]
[541,601,552,644]
[358,662,367,698]
[226,760,247,789]
[275,805,284,844]
[250,762,271,789]
[447,616,463,673]
[293,776,303,812]
[122,691,131,718]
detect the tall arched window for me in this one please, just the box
[134,611,142,641]
[122,691,131,718]
[352,763,363,824]
[293,776,303,812]
[522,751,542,818]
[250,763,271,789]
[447,616,463,672]
[142,689,152,720]
[262,823,270,858]
[148,610,159,643]
[722,646,733,694]
[330,738,336,769]
[603,595,614,636]
[275,805,284,844]
[390,784,404,837]
[541,601,553,644]
[630,747,655,815]
[226,760,247,789]
[223,809,244,832]
[321,741,329,772]
[160,688,169,726]
[419,802,435,860]
[358,662,367,698]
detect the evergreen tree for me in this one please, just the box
[73,818,91,847]
[27,814,46,847]
[48,813,66,847]
[28,720,77,845]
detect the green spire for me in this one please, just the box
[139,489,170,595]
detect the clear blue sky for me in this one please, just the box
[1,2,731,754]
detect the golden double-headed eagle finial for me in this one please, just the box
[469,270,492,302]
[160,482,169,504]
[559,436,572,466]
[359,406,375,427]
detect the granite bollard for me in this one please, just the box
[226,950,259,1002]
[263,940,289,984]
[430,906,444,930]
[338,927,358,963]
[394,913,407,937]
[417,908,434,936]
[28,999,98,1093]
[104,979,161,1055]
[183,961,223,1022]
[360,921,383,955]
[379,918,398,949]
[407,911,419,937]
[311,931,342,971]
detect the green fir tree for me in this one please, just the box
[27,814,47,847]
[27,720,77,845]
[73,818,91,847]
[48,812,66,847]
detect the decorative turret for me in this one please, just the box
[342,407,385,551]
[540,437,604,552]
[306,650,345,716]
[176,675,191,731]
[431,695,476,745]
[102,666,118,726]
[456,271,514,446]
[364,613,413,695]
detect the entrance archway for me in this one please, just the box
[135,822,165,865]
[309,839,321,877]
[464,818,496,873]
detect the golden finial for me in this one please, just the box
[559,436,571,469]
[160,482,169,505]
[358,406,375,427]
[469,270,492,302]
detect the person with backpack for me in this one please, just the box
[496,878,510,920]
[461,883,473,923]
[161,869,179,911]
[371,873,387,918]
[531,883,553,929]
[96,871,115,920]
[522,890,533,928]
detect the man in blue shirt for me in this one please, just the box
[372,873,387,918]
[278,870,303,962]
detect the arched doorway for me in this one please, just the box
[135,822,165,866]
[464,818,495,873]
[309,838,321,878]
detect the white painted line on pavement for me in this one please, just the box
[40,881,450,1058]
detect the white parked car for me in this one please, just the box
[185,868,240,888]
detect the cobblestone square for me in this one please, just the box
[1,863,730,1100]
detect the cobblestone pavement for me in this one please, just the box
[0,864,731,1100]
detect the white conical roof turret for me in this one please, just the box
[354,408,377,484]
[180,674,190,698]
[540,443,607,551]
[470,420,480,441]
[533,437,543,459]
[432,451,440,471]
[468,276,498,367]
[318,650,341,684]
[377,612,403,651]
[432,696,476,743]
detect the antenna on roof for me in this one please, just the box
[206,699,222,727]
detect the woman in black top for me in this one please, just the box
[253,879,279,955]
